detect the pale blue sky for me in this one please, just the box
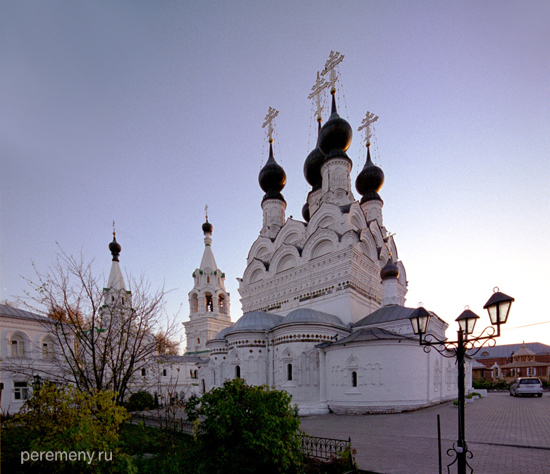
[2,0,549,347]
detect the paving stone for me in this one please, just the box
[299,391,550,474]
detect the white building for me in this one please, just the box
[0,304,66,414]
[198,56,462,414]
[0,234,203,414]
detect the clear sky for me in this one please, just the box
[2,0,549,348]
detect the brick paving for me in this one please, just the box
[299,392,550,474]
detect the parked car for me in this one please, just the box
[510,377,543,397]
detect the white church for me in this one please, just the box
[183,52,463,414]
[1,52,465,415]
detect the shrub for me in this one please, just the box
[4,382,135,473]
[125,391,156,412]
[185,378,302,474]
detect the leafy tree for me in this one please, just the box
[16,246,179,404]
[185,378,302,474]
[154,330,180,355]
[5,382,136,473]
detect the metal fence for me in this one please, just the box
[300,434,352,460]
[132,412,194,434]
[132,413,353,464]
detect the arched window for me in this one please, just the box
[218,294,226,313]
[235,365,241,379]
[351,371,358,387]
[197,338,201,344]
[42,336,55,359]
[190,294,199,313]
[205,293,213,312]
[11,334,26,358]
[287,363,293,381]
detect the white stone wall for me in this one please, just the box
[322,341,457,414]
[0,315,64,414]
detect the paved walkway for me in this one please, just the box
[299,392,550,474]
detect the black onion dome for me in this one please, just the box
[109,234,121,262]
[318,93,353,156]
[304,122,325,189]
[380,257,399,280]
[355,146,384,203]
[259,142,286,202]
[202,219,213,234]
[302,202,310,222]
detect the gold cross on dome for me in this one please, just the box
[384,232,396,257]
[321,50,345,91]
[358,111,379,146]
[308,71,329,121]
[204,204,208,219]
[262,107,279,143]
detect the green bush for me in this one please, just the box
[472,378,510,390]
[185,378,302,474]
[3,382,135,474]
[125,391,156,412]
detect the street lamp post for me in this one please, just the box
[409,288,514,474]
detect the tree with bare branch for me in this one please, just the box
[19,235,179,405]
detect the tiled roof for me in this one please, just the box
[329,327,414,346]
[353,305,417,327]
[471,343,550,359]
[0,304,53,323]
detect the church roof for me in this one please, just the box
[282,308,347,327]
[0,304,53,323]
[228,310,284,333]
[200,244,218,271]
[353,305,417,327]
[212,326,233,340]
[106,232,126,291]
[329,327,413,346]
[154,354,204,364]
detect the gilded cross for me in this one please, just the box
[262,107,279,143]
[321,50,345,91]
[358,111,379,146]
[308,71,329,121]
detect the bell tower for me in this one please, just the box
[183,209,233,355]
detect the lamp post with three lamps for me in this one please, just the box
[409,287,514,474]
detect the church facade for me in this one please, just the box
[190,53,462,414]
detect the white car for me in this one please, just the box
[510,378,543,397]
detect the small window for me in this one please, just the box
[14,382,29,401]
[197,338,200,344]
[162,369,167,377]
[207,276,210,284]
[351,371,358,387]
[141,368,147,376]
[287,364,293,381]
[42,337,55,359]
[235,365,241,378]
